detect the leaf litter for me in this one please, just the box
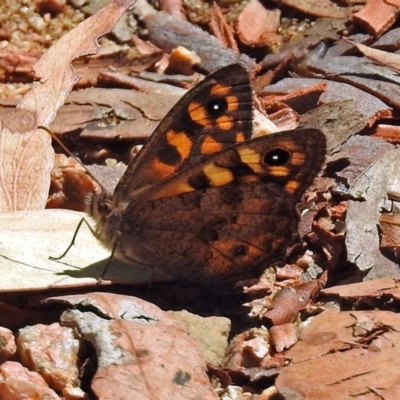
[4,0,400,399]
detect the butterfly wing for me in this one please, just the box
[114,63,253,207]
[118,129,326,284]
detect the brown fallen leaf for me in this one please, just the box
[345,38,400,72]
[0,0,135,212]
[0,209,178,292]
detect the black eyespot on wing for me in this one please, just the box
[263,148,290,166]
[207,97,228,117]
[232,244,248,257]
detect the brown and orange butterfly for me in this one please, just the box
[83,63,326,286]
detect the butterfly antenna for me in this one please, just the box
[38,125,105,189]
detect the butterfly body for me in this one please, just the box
[87,64,326,286]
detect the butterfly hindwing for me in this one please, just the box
[118,129,326,284]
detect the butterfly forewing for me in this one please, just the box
[114,63,253,206]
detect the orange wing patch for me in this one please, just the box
[201,135,224,155]
[225,95,240,112]
[215,115,234,130]
[210,83,230,97]
[188,101,210,127]
[235,132,246,143]
[166,130,193,162]
[285,180,301,194]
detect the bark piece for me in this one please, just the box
[167,310,231,367]
[50,87,182,142]
[281,0,350,19]
[325,33,372,58]
[269,323,297,353]
[373,124,400,143]
[159,0,186,20]
[304,54,400,110]
[353,0,400,37]
[209,2,238,52]
[47,154,97,212]
[379,214,400,254]
[346,39,400,73]
[143,11,254,72]
[334,135,395,188]
[372,27,400,50]
[276,309,400,400]
[262,288,299,325]
[261,37,323,71]
[321,277,400,301]
[236,0,281,47]
[263,78,390,140]
[346,149,400,279]
[261,82,326,115]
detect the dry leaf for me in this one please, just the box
[346,39,400,72]
[0,0,135,212]
[0,209,173,292]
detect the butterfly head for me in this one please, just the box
[86,187,122,250]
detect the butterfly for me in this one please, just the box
[85,63,326,286]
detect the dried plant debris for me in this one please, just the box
[276,309,400,400]
[5,0,400,399]
[346,149,400,279]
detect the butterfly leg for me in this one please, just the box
[49,217,94,261]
